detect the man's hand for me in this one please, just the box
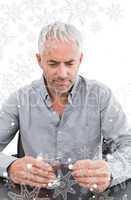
[7,156,56,188]
[71,160,111,193]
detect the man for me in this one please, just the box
[0,22,131,198]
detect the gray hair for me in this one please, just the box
[38,22,83,54]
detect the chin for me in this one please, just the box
[55,88,70,95]
[56,90,69,95]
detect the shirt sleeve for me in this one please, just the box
[100,86,131,187]
[0,92,19,178]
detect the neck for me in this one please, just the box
[50,91,68,105]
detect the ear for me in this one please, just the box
[36,53,42,66]
[80,53,83,63]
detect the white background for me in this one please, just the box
[0,0,131,155]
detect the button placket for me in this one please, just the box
[56,130,63,158]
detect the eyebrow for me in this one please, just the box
[47,59,75,63]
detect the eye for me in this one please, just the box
[48,63,59,67]
[65,62,74,67]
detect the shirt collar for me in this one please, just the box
[70,75,80,99]
[39,74,80,106]
[39,75,49,100]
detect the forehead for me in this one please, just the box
[43,39,80,61]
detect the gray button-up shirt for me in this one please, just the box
[0,75,131,187]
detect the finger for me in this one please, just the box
[72,169,88,177]
[75,177,108,184]
[12,170,53,185]
[30,166,56,179]
[25,172,55,185]
[72,168,109,178]
[87,168,110,177]
[73,160,109,170]
[10,170,27,181]
[12,171,47,184]
[72,160,93,170]
[76,182,97,191]
[13,177,48,188]
[91,160,109,169]
[86,183,108,192]
[24,157,54,172]
[10,166,56,184]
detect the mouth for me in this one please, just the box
[54,80,70,86]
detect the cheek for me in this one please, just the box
[71,66,79,75]
[44,68,57,80]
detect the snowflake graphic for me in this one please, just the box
[64,0,99,25]
[50,170,76,200]
[90,21,102,34]
[0,0,125,102]
[106,3,123,21]
[79,144,102,160]
[8,184,42,200]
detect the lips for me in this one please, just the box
[54,80,69,86]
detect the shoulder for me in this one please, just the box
[3,78,42,105]
[79,75,112,98]
[15,78,42,96]
[79,76,114,110]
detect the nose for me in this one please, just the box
[57,63,68,78]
